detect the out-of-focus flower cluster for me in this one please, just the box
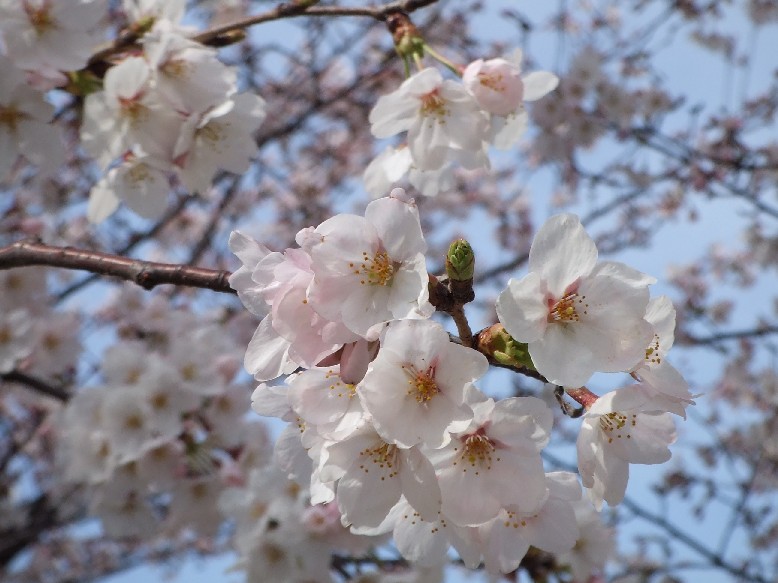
[0,0,266,223]
[364,49,559,198]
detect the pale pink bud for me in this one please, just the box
[463,58,524,116]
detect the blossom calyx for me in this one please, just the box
[478,324,536,371]
[386,12,424,63]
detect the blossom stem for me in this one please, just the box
[422,44,462,76]
[564,386,599,409]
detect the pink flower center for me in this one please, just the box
[402,363,439,403]
[350,249,395,286]
[478,71,506,93]
[359,442,399,477]
[453,430,499,471]
[599,411,638,443]
[645,334,661,364]
[547,291,588,323]
[420,90,448,120]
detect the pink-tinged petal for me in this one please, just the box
[644,295,677,353]
[337,457,402,528]
[490,110,528,150]
[588,386,651,416]
[483,515,531,574]
[530,324,597,387]
[529,214,598,298]
[105,57,150,103]
[434,344,490,402]
[288,368,353,426]
[606,412,676,464]
[365,196,426,259]
[390,500,449,566]
[408,116,449,171]
[403,67,444,97]
[522,71,559,101]
[496,273,548,343]
[342,284,392,337]
[369,90,419,138]
[244,315,294,381]
[637,363,694,417]
[438,458,502,526]
[545,471,582,502]
[250,384,292,419]
[523,497,579,553]
[87,182,120,223]
[399,448,441,521]
[591,260,657,287]
[487,397,552,452]
[599,450,629,507]
[228,231,270,268]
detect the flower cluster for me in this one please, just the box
[364,49,558,197]
[0,0,266,222]
[81,7,266,222]
[496,213,695,508]
[232,193,631,576]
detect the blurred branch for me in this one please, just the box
[88,0,439,68]
[680,325,778,345]
[1,371,70,402]
[0,240,235,295]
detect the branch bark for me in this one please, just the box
[88,0,440,68]
[0,240,235,295]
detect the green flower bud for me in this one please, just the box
[446,239,475,281]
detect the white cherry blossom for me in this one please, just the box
[496,213,655,387]
[173,93,266,194]
[431,395,551,526]
[576,385,677,509]
[357,319,485,449]
[0,0,107,73]
[0,57,64,180]
[320,422,441,529]
[305,191,432,339]
[369,68,488,172]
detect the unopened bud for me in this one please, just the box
[446,239,475,281]
[385,12,424,63]
[480,324,536,370]
[65,70,103,96]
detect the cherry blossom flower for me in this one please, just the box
[369,68,488,172]
[363,144,456,198]
[496,213,655,387]
[431,395,552,526]
[319,422,441,529]
[0,0,107,73]
[81,56,181,169]
[143,25,237,115]
[0,57,64,180]
[0,310,36,373]
[576,385,677,509]
[479,472,581,574]
[173,93,266,193]
[305,191,433,339]
[87,152,172,222]
[555,499,615,581]
[357,319,485,449]
[632,295,695,417]
[463,49,559,150]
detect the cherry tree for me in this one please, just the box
[1,1,777,582]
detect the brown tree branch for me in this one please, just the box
[88,0,439,68]
[0,240,235,295]
[1,371,70,402]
